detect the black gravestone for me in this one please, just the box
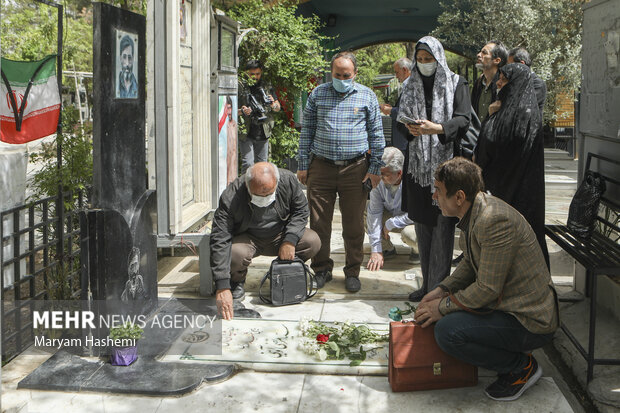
[84,3,157,317]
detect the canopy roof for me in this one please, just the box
[297,0,446,51]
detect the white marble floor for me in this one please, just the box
[3,356,575,413]
[1,152,584,412]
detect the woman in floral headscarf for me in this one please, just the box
[398,36,471,301]
[475,63,549,267]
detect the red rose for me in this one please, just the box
[316,334,330,343]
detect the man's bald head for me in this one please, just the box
[245,162,279,196]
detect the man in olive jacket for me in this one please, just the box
[415,157,558,402]
[211,162,320,320]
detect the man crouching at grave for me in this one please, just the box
[414,157,558,402]
[211,162,321,320]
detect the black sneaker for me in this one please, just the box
[408,288,426,302]
[314,270,332,288]
[485,354,542,401]
[383,247,397,259]
[230,282,245,300]
[408,250,421,264]
[345,277,361,292]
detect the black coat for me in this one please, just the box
[388,93,410,152]
[210,169,309,290]
[471,71,500,120]
[402,75,471,226]
[531,71,547,117]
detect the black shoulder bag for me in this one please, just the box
[567,171,607,239]
[259,257,317,306]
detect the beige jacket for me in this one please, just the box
[439,192,559,334]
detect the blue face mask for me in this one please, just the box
[332,77,353,93]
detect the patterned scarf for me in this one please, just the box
[398,36,460,188]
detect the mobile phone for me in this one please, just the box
[398,115,423,125]
[363,178,373,192]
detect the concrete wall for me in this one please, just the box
[147,0,213,235]
[575,0,620,298]
[578,0,620,203]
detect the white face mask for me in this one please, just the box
[251,191,276,208]
[417,61,438,77]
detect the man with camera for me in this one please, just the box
[238,60,281,173]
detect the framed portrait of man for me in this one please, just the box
[115,29,139,99]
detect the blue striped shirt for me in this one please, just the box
[298,82,385,175]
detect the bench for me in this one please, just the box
[545,153,620,383]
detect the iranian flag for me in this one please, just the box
[1,55,61,144]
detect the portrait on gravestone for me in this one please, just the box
[180,3,187,43]
[218,94,238,189]
[121,247,146,301]
[115,29,139,99]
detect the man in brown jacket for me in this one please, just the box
[415,157,558,402]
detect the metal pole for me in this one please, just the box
[33,0,64,263]
[56,3,64,265]
[73,62,84,126]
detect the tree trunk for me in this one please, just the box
[405,42,416,60]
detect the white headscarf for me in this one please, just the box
[397,36,459,188]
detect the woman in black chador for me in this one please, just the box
[475,63,549,267]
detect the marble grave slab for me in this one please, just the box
[161,318,390,375]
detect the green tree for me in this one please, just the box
[28,105,93,203]
[222,0,333,166]
[1,0,93,72]
[432,0,583,123]
[354,42,407,104]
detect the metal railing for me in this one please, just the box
[1,190,87,363]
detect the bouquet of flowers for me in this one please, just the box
[298,318,388,366]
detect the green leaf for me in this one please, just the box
[349,360,362,366]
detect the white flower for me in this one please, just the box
[298,317,311,335]
[297,337,319,355]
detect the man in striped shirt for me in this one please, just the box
[297,52,385,292]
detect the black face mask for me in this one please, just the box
[249,78,263,90]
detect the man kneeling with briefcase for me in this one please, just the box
[211,162,321,320]
[414,158,559,401]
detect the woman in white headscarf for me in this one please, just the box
[398,36,471,301]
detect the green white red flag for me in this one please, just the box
[1,55,61,144]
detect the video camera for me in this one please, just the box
[247,86,273,123]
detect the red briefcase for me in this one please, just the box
[388,321,478,392]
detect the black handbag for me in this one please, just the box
[567,171,607,238]
[259,257,317,306]
[455,106,480,160]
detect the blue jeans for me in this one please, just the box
[434,311,554,374]
[240,137,269,173]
